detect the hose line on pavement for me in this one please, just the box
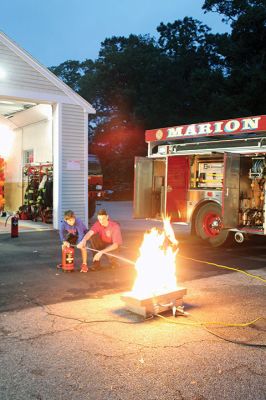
[156,314,265,328]
[156,314,266,348]
[177,254,266,283]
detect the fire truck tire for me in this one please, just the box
[89,199,96,219]
[195,203,229,247]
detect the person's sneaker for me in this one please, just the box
[56,264,62,269]
[80,264,88,273]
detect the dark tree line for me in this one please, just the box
[50,0,266,191]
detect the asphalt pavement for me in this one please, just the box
[0,201,265,400]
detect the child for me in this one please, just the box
[59,210,89,272]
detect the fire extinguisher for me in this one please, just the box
[5,214,19,238]
[62,245,75,272]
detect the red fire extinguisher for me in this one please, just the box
[62,246,75,272]
[5,214,19,238]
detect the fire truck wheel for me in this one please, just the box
[195,203,229,247]
[89,199,96,219]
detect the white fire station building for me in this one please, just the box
[0,31,95,229]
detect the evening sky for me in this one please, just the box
[0,0,230,67]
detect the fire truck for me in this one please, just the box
[134,115,266,246]
[88,154,105,218]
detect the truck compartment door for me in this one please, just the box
[166,156,190,222]
[133,157,154,218]
[222,153,240,228]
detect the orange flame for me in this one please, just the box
[131,217,179,298]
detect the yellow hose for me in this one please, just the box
[178,254,266,283]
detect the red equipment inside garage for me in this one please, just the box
[0,157,5,213]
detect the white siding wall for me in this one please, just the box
[21,119,53,163]
[60,103,88,225]
[0,41,64,95]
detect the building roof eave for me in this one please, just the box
[0,31,96,114]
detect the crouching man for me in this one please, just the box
[77,208,122,271]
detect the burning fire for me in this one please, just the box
[130,217,179,298]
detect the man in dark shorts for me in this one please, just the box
[77,208,122,270]
[59,210,88,272]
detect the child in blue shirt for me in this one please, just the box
[59,210,89,272]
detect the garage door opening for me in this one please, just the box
[0,99,53,224]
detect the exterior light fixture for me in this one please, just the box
[0,67,6,79]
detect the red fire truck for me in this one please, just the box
[134,115,266,246]
[88,154,105,218]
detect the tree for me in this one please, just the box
[157,17,230,121]
[49,1,266,189]
[49,60,84,91]
[80,34,171,127]
[203,0,266,115]
[203,0,266,22]
[79,35,172,185]
[89,116,145,186]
